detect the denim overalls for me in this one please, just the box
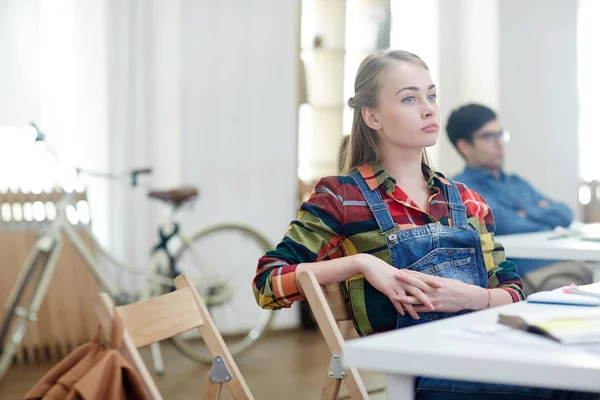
[350,171,594,399]
[350,169,488,330]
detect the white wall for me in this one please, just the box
[180,0,300,330]
[499,0,581,218]
[0,0,40,125]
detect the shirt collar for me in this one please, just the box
[462,165,506,182]
[357,163,451,191]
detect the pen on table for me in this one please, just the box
[547,233,575,241]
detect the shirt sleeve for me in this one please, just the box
[462,186,526,302]
[517,177,573,228]
[483,195,555,235]
[253,176,346,310]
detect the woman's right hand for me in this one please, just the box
[358,254,442,320]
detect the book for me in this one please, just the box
[527,282,600,306]
[527,291,600,306]
[564,282,600,299]
[498,308,600,344]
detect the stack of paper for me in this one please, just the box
[527,282,600,306]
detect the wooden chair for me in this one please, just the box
[298,270,385,400]
[94,274,254,400]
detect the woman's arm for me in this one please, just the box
[253,176,347,310]
[297,253,442,319]
[253,176,442,318]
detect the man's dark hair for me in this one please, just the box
[446,104,497,153]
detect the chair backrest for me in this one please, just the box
[297,271,369,400]
[322,282,360,342]
[94,274,254,400]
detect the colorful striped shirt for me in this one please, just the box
[253,164,525,335]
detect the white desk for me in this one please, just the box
[343,302,600,399]
[496,230,600,280]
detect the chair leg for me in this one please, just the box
[321,366,342,400]
[174,275,254,400]
[344,367,370,400]
[203,371,223,400]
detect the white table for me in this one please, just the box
[496,230,600,280]
[343,302,600,399]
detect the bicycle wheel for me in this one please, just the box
[169,222,275,363]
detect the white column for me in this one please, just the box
[106,0,150,288]
[436,0,500,175]
[304,0,347,179]
[147,0,182,244]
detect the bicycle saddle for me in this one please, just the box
[148,186,199,206]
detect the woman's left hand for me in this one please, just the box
[393,276,487,313]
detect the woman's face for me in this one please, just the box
[364,62,440,153]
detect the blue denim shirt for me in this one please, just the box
[453,166,573,276]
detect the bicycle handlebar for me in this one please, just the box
[29,122,153,187]
[73,167,153,187]
[30,122,45,142]
[130,168,153,187]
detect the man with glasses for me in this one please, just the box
[446,103,591,293]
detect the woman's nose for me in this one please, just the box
[422,103,435,119]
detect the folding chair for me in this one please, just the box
[298,270,385,400]
[94,274,254,400]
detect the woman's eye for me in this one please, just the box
[428,94,437,101]
[403,97,415,104]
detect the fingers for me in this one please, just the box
[403,303,420,320]
[418,274,443,289]
[394,295,420,305]
[395,292,435,311]
[397,271,443,289]
[412,305,431,313]
[404,285,435,311]
[394,272,434,293]
[390,291,421,319]
[390,289,406,317]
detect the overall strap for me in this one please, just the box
[349,170,397,234]
[443,179,468,228]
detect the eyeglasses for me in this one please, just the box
[473,129,511,144]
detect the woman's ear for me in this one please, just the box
[361,108,382,131]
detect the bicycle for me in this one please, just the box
[0,124,275,382]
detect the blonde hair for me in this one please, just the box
[342,49,430,173]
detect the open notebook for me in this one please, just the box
[550,222,600,242]
[527,282,600,306]
[498,307,600,344]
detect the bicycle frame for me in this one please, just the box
[1,189,186,379]
[1,128,226,379]
[21,191,120,298]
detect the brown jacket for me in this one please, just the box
[24,313,147,400]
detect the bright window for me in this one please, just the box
[578,0,600,182]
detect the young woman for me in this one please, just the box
[253,50,595,399]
